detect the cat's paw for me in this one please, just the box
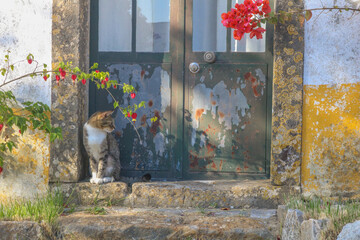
[90,178,104,184]
[102,177,114,183]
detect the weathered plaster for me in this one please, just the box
[0,0,52,201]
[50,0,90,182]
[302,0,360,197]
[0,120,50,202]
[271,0,304,186]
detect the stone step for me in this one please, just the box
[54,179,299,209]
[57,207,279,240]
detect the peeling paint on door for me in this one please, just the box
[96,63,172,174]
[186,64,268,174]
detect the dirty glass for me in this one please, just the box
[193,0,227,52]
[231,0,266,52]
[98,0,132,52]
[136,0,170,52]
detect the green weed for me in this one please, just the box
[284,195,360,239]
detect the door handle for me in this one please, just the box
[189,62,200,74]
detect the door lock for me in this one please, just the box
[204,51,216,63]
[189,62,200,74]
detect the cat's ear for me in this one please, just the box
[101,111,113,118]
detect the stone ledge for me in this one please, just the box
[53,179,300,209]
[57,207,278,240]
[51,182,129,206]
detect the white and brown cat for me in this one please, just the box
[83,111,120,184]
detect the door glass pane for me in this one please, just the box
[231,0,265,52]
[193,0,227,52]
[99,0,132,52]
[136,0,170,52]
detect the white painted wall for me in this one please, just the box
[0,0,52,105]
[304,0,360,85]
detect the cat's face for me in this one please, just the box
[88,111,116,133]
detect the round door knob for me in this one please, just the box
[204,51,216,63]
[189,62,200,73]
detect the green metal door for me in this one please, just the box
[90,0,273,180]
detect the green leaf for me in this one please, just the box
[113,101,119,109]
[305,10,312,21]
[50,133,57,142]
[90,63,99,70]
[151,116,158,122]
[6,141,15,152]
[10,65,14,71]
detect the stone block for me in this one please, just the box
[0,221,44,240]
[51,182,129,206]
[277,205,288,227]
[300,219,323,240]
[282,209,304,240]
[337,220,360,240]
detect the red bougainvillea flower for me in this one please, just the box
[101,80,106,85]
[0,166,3,174]
[27,59,33,64]
[56,75,60,81]
[113,84,117,89]
[81,79,86,85]
[105,77,109,82]
[95,70,99,73]
[131,112,137,119]
[19,130,21,134]
[250,27,266,39]
[0,124,3,131]
[221,0,271,40]
[71,74,77,80]
[127,112,131,117]
[43,75,48,81]
[130,92,136,99]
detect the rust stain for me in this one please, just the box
[211,161,217,170]
[141,114,147,127]
[141,70,145,80]
[218,111,225,118]
[210,91,214,98]
[236,166,242,172]
[195,108,205,121]
[190,155,199,168]
[150,111,161,136]
[244,72,261,97]
[236,69,240,73]
[115,131,122,137]
[219,160,224,171]
[148,100,153,107]
[206,143,215,153]
[211,100,216,105]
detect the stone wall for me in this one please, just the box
[0,0,52,201]
[301,0,360,197]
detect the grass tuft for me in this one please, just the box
[284,195,360,239]
[0,188,68,225]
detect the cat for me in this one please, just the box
[83,110,121,184]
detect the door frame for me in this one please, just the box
[49,0,304,186]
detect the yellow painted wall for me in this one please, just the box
[0,120,50,202]
[302,83,360,197]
